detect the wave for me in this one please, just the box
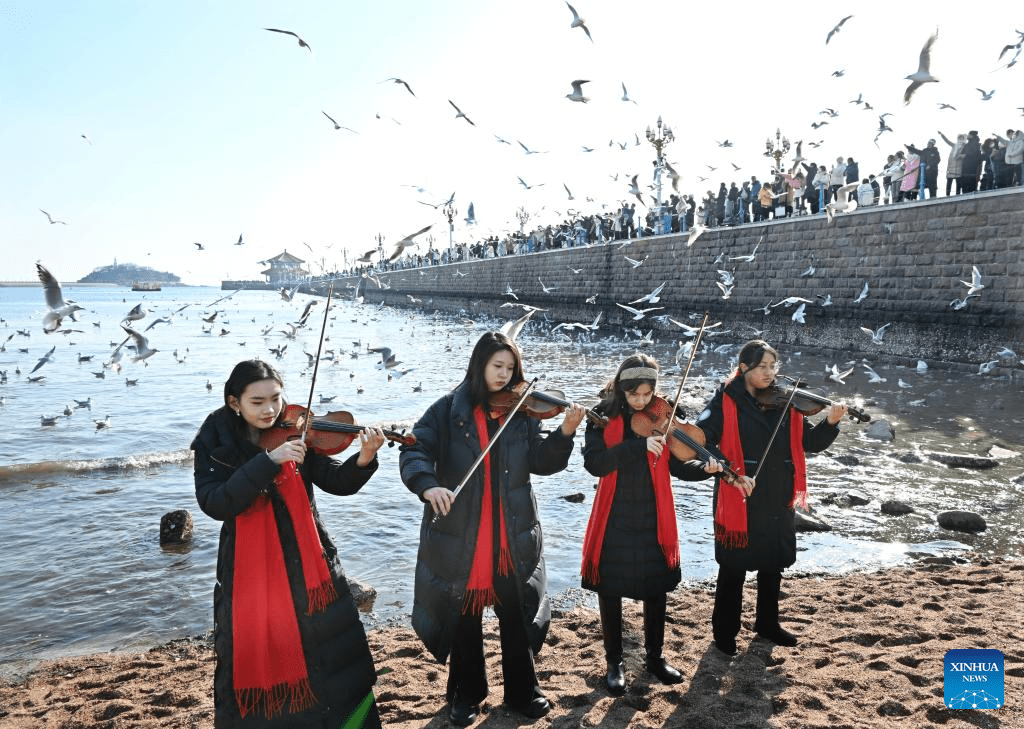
[0,449,193,481]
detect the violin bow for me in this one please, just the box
[435,377,539,520]
[750,380,800,480]
[299,280,335,444]
[656,312,709,459]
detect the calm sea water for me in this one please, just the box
[0,284,1021,667]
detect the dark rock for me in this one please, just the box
[348,577,377,612]
[881,500,914,516]
[159,510,193,545]
[925,451,999,469]
[831,453,860,466]
[937,511,987,533]
[864,420,895,441]
[894,452,923,464]
[845,490,871,506]
[794,509,832,532]
[561,492,586,503]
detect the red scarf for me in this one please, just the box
[231,460,337,719]
[715,388,806,549]
[463,406,513,615]
[581,415,679,584]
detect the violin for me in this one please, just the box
[630,396,742,485]
[755,378,871,423]
[488,381,608,427]
[259,403,416,455]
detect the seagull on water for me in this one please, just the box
[862,364,887,383]
[978,360,999,375]
[903,30,939,104]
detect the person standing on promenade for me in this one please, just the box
[192,359,386,728]
[908,139,942,198]
[696,340,846,656]
[958,130,983,193]
[399,332,585,726]
[581,354,722,695]
[939,131,965,195]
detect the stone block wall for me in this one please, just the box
[336,189,1023,367]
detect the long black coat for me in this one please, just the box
[192,408,378,729]
[398,383,575,664]
[581,414,712,599]
[697,379,839,571]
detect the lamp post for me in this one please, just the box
[764,128,790,173]
[374,232,385,266]
[645,115,674,234]
[515,206,530,234]
[442,200,458,251]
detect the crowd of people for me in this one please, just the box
[331,126,1023,279]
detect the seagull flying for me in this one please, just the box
[121,325,159,363]
[382,77,416,97]
[31,345,56,374]
[961,265,984,295]
[730,240,760,262]
[616,303,663,321]
[853,281,870,303]
[39,209,68,225]
[791,303,807,324]
[566,79,590,103]
[620,81,637,104]
[387,224,432,261]
[904,31,939,104]
[264,28,311,52]
[36,263,84,333]
[630,282,667,305]
[976,88,995,101]
[448,99,476,125]
[826,15,853,44]
[321,111,357,133]
[624,255,648,268]
[827,364,855,384]
[860,323,891,344]
[565,2,593,42]
[862,364,887,383]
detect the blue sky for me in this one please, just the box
[2,1,1019,285]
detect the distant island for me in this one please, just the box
[77,262,182,286]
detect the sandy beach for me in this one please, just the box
[2,557,1020,728]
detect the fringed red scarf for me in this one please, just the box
[231,460,337,719]
[715,388,806,549]
[581,415,679,584]
[462,406,513,615]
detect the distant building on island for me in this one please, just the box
[258,250,308,284]
[78,261,181,286]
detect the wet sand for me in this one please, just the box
[2,558,1020,728]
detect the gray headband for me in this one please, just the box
[619,366,658,382]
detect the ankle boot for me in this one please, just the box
[712,566,745,655]
[643,594,682,684]
[754,569,798,647]
[599,596,626,695]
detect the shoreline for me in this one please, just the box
[2,558,1020,728]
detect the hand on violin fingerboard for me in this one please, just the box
[559,403,587,436]
[826,403,847,425]
[268,439,306,465]
[356,427,386,467]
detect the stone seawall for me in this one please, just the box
[331,189,1024,369]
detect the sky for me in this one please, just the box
[2,1,1021,286]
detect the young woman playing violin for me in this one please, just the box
[581,353,724,695]
[696,340,846,656]
[192,360,386,728]
[399,332,585,726]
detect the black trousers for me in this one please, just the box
[711,565,784,641]
[446,573,541,708]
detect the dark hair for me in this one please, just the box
[737,339,779,372]
[462,332,525,406]
[222,360,285,442]
[598,353,660,416]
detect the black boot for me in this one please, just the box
[712,566,745,656]
[598,595,626,695]
[643,594,682,684]
[754,569,797,647]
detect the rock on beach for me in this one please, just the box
[937,510,987,533]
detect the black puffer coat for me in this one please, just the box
[192,408,378,729]
[398,383,575,663]
[581,413,713,599]
[697,378,839,571]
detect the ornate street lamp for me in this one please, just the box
[515,206,530,234]
[764,128,790,173]
[443,200,458,250]
[645,115,674,233]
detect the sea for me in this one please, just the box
[0,283,1021,670]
